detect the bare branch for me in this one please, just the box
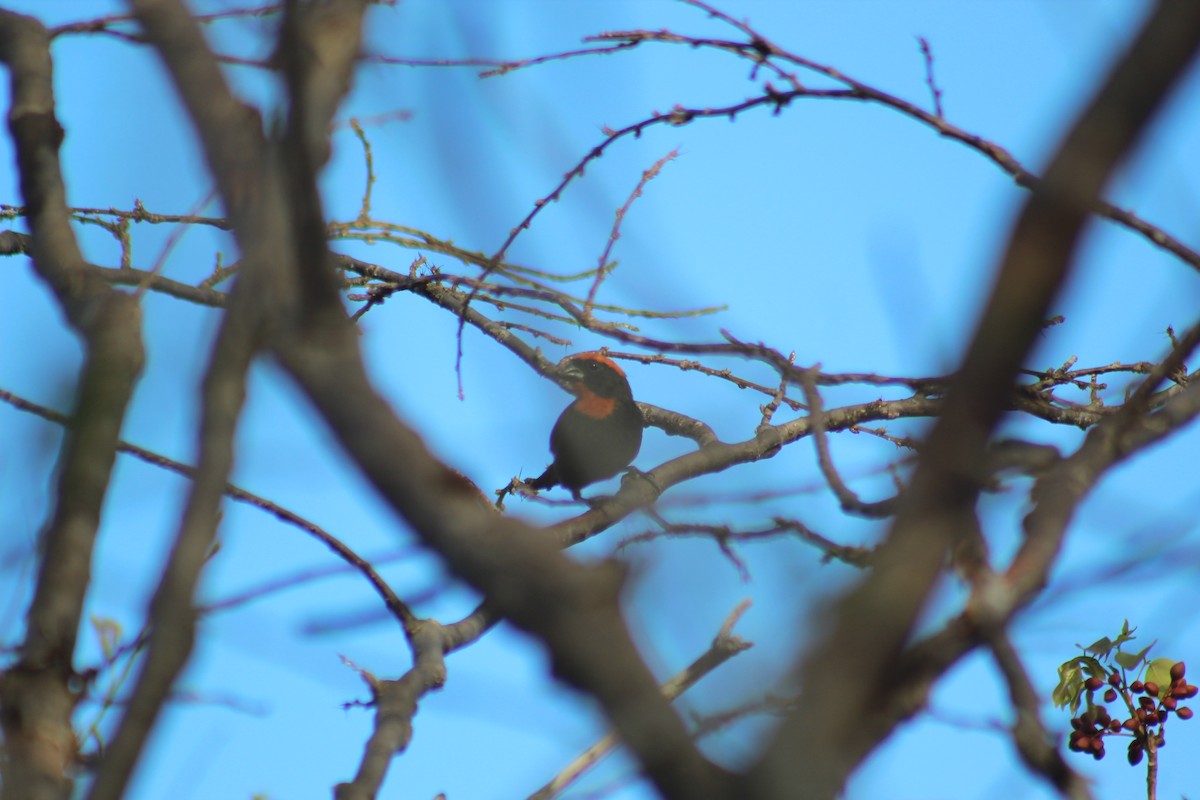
[550,394,941,549]
[800,370,899,519]
[916,36,945,118]
[335,623,451,800]
[0,387,417,635]
[529,600,754,800]
[84,0,282,794]
[367,41,641,78]
[583,149,678,316]
[0,12,144,799]
[277,317,738,798]
[988,631,1092,799]
[754,6,1200,797]
[585,18,1200,274]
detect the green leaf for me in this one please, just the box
[1115,619,1138,646]
[1053,657,1102,714]
[1080,656,1107,680]
[1146,658,1175,696]
[1115,641,1156,671]
[1082,636,1115,658]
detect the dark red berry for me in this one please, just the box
[1108,719,1122,733]
[1084,676,1105,691]
[1128,741,1144,766]
[1185,684,1198,699]
[1108,672,1122,688]
[1131,680,1145,693]
[1145,681,1160,697]
[1177,707,1194,721]
[1171,661,1186,682]
[1163,696,1178,711]
[1104,688,1118,703]
[1122,718,1139,732]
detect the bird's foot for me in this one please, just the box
[620,466,661,497]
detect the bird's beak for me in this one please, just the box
[555,359,584,384]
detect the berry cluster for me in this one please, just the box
[1068,661,1196,764]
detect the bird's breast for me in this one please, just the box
[571,393,617,419]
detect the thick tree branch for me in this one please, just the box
[84,0,285,796]
[275,322,737,800]
[115,1,737,797]
[335,622,453,800]
[751,4,1200,797]
[529,600,753,800]
[0,12,145,800]
[88,276,259,800]
[812,372,1200,800]
[6,4,1198,799]
[277,11,735,788]
[334,600,498,800]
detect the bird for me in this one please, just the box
[525,352,644,500]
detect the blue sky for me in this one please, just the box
[3,2,1200,799]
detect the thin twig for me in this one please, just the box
[916,36,944,118]
[800,370,900,519]
[0,387,419,632]
[584,149,678,316]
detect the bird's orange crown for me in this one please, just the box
[565,351,626,376]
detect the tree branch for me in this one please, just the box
[529,600,754,800]
[84,0,282,795]
[751,4,1200,797]
[0,12,145,800]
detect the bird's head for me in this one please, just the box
[555,352,633,401]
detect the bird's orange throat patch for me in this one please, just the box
[572,390,618,419]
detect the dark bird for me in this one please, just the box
[526,352,643,500]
